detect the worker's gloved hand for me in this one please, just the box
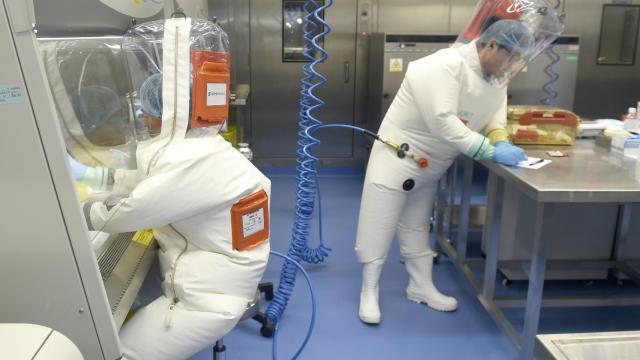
[68,155,88,180]
[492,142,527,166]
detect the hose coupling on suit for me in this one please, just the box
[363,130,429,169]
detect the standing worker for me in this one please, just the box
[356,0,565,325]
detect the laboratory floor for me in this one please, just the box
[135,168,640,360]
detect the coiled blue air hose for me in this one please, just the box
[269,250,316,360]
[263,0,425,347]
[540,41,560,106]
[265,0,333,326]
[540,0,562,106]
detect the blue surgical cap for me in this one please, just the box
[140,73,163,118]
[479,19,534,56]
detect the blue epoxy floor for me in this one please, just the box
[134,169,640,359]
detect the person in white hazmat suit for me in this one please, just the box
[356,2,565,325]
[81,17,272,359]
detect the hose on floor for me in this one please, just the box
[269,250,316,360]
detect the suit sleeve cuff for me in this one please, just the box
[466,136,495,160]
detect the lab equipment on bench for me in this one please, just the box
[507,106,579,145]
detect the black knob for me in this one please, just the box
[383,93,390,99]
[403,179,415,191]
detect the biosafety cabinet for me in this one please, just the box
[367,33,580,134]
[0,1,157,359]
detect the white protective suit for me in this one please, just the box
[355,41,508,322]
[83,18,271,359]
[86,136,271,359]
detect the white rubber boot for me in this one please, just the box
[404,255,458,312]
[358,258,384,324]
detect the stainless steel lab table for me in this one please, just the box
[435,140,640,360]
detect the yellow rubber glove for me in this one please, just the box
[75,182,89,203]
[486,128,510,145]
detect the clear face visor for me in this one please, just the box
[455,0,565,87]
[123,18,231,143]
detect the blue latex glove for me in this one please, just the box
[492,143,527,166]
[67,155,88,180]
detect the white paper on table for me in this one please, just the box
[517,157,551,170]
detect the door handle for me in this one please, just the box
[344,61,350,83]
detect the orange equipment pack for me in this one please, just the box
[191,50,231,128]
[231,190,270,252]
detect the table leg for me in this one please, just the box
[447,161,458,241]
[519,202,550,360]
[457,157,474,262]
[482,172,505,300]
[434,171,449,255]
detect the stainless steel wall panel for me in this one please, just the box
[375,0,450,33]
[208,3,242,83]
[250,0,357,162]
[509,37,580,110]
[370,0,640,118]
[209,0,253,143]
[564,0,640,118]
[209,1,231,35]
[215,0,640,163]
[449,0,478,33]
[354,1,376,162]
[368,33,579,132]
[366,33,386,134]
[229,0,252,85]
[367,34,457,132]
[250,0,298,160]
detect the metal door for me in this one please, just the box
[250,0,357,161]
